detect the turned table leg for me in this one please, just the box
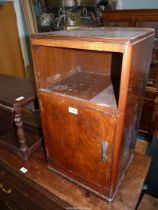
[14,107,29,160]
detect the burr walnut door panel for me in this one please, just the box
[39,92,117,188]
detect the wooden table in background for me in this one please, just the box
[0,74,41,160]
[0,147,151,210]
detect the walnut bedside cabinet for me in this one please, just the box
[31,28,154,202]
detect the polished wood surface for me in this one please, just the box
[0,2,25,78]
[46,71,114,101]
[0,75,41,160]
[31,28,154,201]
[102,9,158,27]
[0,146,151,210]
[39,91,117,197]
[31,27,154,44]
[115,35,154,191]
[102,9,158,137]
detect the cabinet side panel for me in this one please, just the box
[31,46,78,89]
[115,36,154,193]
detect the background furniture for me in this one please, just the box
[138,194,158,210]
[0,2,25,78]
[31,28,154,201]
[102,9,158,139]
[20,0,38,34]
[0,75,41,160]
[0,146,151,210]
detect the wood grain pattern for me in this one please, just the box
[102,9,158,138]
[47,71,112,100]
[113,35,154,196]
[31,27,154,44]
[39,91,117,197]
[31,28,154,202]
[102,9,158,26]
[0,2,25,78]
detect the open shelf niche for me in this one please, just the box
[33,46,123,110]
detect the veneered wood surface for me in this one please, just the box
[39,91,117,197]
[102,9,158,26]
[112,35,154,196]
[0,147,151,210]
[32,46,113,89]
[102,9,158,138]
[0,2,25,78]
[31,28,154,201]
[47,71,113,100]
[31,27,154,44]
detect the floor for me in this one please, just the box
[133,135,158,209]
[143,137,158,198]
[138,194,158,210]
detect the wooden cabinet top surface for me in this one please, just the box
[31,27,154,45]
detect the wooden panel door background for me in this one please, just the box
[0,2,25,78]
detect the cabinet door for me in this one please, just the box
[39,92,117,188]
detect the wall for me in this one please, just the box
[117,0,158,9]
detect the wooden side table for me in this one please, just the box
[0,74,41,160]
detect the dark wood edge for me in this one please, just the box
[30,29,155,45]
[0,159,72,209]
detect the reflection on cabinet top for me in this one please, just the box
[31,27,154,45]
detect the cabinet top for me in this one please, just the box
[31,27,154,44]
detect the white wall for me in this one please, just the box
[13,0,30,66]
[118,0,158,9]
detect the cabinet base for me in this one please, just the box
[48,155,134,203]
